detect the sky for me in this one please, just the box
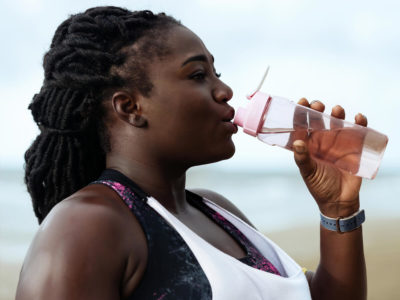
[0,0,399,174]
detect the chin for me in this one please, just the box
[208,141,236,164]
[189,139,236,167]
[223,142,236,160]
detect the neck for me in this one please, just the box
[106,153,189,213]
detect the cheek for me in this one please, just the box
[168,109,215,145]
[148,90,233,160]
[165,93,215,133]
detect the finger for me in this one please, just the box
[293,140,317,179]
[310,100,325,113]
[308,100,326,131]
[331,105,345,119]
[355,113,368,127]
[287,98,309,148]
[297,97,310,107]
[294,98,309,129]
[330,105,345,130]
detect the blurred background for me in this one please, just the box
[1,0,399,299]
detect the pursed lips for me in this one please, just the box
[221,107,238,133]
[221,107,235,122]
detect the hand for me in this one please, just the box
[292,98,368,217]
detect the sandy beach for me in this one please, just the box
[267,217,400,300]
[1,217,399,300]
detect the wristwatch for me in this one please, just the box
[320,209,365,233]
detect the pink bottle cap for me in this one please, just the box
[233,91,270,136]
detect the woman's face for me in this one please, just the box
[138,26,236,168]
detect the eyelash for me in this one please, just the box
[191,71,221,80]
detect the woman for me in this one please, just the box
[17,6,367,300]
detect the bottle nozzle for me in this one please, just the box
[233,107,247,127]
[246,66,270,99]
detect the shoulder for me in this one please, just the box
[189,188,256,228]
[35,184,146,257]
[16,184,147,299]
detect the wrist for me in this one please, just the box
[318,200,360,218]
[320,209,365,233]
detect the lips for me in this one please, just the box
[221,107,238,133]
[222,107,235,122]
[227,122,238,133]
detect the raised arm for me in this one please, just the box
[293,99,367,300]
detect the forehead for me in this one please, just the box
[163,26,212,62]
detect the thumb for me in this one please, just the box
[293,140,316,178]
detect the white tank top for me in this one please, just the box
[147,196,312,300]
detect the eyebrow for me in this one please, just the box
[181,54,215,67]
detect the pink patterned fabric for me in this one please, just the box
[95,179,280,276]
[193,197,281,276]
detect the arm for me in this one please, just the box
[16,187,147,300]
[310,224,366,300]
[294,99,367,300]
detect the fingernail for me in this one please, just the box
[310,100,320,105]
[293,141,305,154]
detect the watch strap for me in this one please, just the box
[320,209,365,233]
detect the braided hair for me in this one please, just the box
[24,6,181,224]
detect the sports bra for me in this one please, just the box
[93,169,311,299]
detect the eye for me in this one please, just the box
[190,71,206,80]
[189,69,221,81]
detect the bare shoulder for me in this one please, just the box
[16,184,147,300]
[189,188,256,228]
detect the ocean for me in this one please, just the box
[1,167,400,265]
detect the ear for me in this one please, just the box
[111,91,147,128]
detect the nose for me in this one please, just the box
[213,80,233,103]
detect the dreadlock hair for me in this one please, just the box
[24,6,181,224]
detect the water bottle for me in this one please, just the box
[233,70,388,179]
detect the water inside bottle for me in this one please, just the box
[258,126,387,179]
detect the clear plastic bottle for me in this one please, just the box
[233,91,388,179]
